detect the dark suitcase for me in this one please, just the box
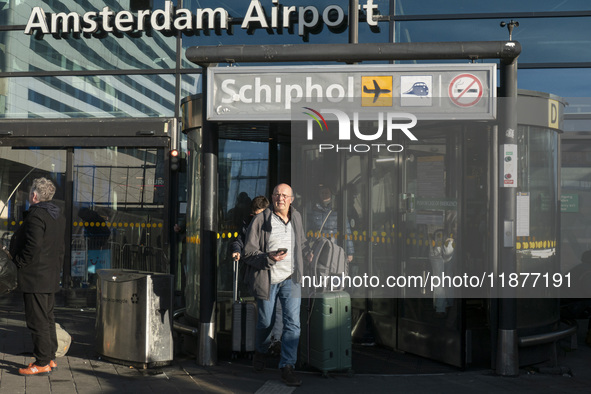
[231,259,257,356]
[299,291,354,377]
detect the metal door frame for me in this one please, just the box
[0,118,174,289]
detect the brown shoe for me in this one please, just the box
[19,364,52,376]
[26,360,57,370]
[281,365,302,387]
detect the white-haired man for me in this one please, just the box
[10,177,66,376]
[242,183,311,387]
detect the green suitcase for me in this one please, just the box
[299,291,354,377]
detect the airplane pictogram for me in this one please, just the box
[363,79,392,103]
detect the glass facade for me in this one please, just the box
[0,0,586,368]
[394,0,591,14]
[0,0,198,119]
[0,74,179,118]
[515,126,560,298]
[0,30,175,73]
[0,1,589,118]
[0,145,168,288]
[396,17,591,64]
[184,127,202,321]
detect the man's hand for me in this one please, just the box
[1,246,12,260]
[232,252,240,261]
[268,250,287,262]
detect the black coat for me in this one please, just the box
[230,215,253,255]
[9,202,66,293]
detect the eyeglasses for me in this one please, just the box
[272,193,292,200]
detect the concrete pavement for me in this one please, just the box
[1,291,591,393]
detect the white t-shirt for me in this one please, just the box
[268,213,294,284]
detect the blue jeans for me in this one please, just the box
[271,300,283,341]
[256,278,301,368]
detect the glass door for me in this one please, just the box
[397,128,463,367]
[0,147,67,255]
[297,145,400,348]
[71,147,167,287]
[364,151,401,349]
[217,139,270,297]
[0,145,169,290]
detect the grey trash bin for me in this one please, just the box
[96,269,174,368]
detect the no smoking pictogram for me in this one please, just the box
[448,74,483,107]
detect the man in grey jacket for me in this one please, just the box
[242,183,310,387]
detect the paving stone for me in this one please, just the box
[2,290,591,393]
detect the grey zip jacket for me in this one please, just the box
[242,206,309,300]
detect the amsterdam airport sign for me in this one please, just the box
[25,0,379,37]
[206,64,497,121]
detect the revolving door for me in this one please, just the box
[293,121,491,367]
[181,90,562,368]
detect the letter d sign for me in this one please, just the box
[548,99,559,129]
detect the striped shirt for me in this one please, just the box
[268,212,293,284]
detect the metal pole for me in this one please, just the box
[349,0,359,44]
[186,41,521,65]
[496,53,519,377]
[198,67,218,366]
[63,148,74,289]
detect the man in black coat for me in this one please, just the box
[10,177,66,376]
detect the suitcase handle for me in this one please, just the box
[233,259,239,302]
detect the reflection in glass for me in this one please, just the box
[515,127,559,299]
[520,71,591,98]
[181,0,389,56]
[181,73,202,100]
[1,1,176,71]
[561,138,591,289]
[400,133,459,322]
[0,146,67,278]
[395,0,591,14]
[0,75,175,118]
[218,140,269,294]
[396,17,591,64]
[185,128,202,320]
[71,147,167,287]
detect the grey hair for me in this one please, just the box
[31,177,56,202]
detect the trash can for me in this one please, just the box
[96,269,174,368]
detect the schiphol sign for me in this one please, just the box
[25,0,379,37]
[207,64,497,121]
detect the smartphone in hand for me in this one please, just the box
[270,248,288,255]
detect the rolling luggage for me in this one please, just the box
[231,259,257,357]
[299,291,354,377]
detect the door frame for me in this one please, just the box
[0,118,175,289]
